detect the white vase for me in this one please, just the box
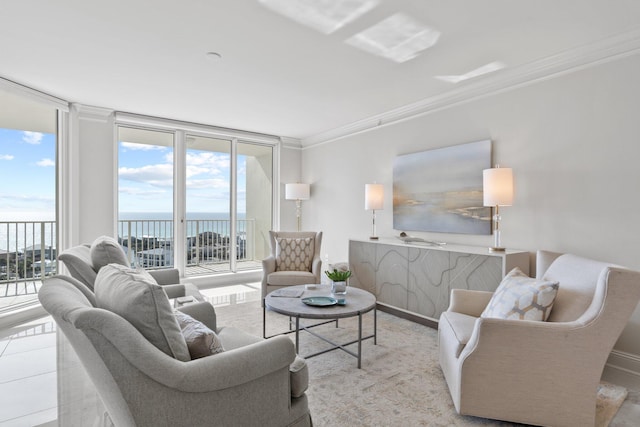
[331,280,347,295]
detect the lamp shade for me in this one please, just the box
[483,167,514,206]
[285,183,310,200]
[365,184,384,210]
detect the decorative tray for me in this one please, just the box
[301,296,338,307]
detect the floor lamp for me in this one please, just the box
[285,183,310,231]
[365,184,384,240]
[483,166,513,252]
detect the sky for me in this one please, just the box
[0,128,56,221]
[118,141,246,214]
[0,127,247,222]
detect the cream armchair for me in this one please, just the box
[261,231,323,300]
[39,274,312,427]
[438,250,640,427]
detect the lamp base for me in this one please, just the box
[369,236,379,240]
[488,246,506,253]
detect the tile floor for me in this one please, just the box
[1,282,638,426]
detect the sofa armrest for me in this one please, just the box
[74,307,295,391]
[161,283,186,299]
[177,301,217,331]
[262,256,276,275]
[149,268,180,285]
[448,289,494,317]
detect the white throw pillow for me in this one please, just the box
[481,267,559,321]
[275,237,313,272]
[174,311,225,359]
[94,263,191,361]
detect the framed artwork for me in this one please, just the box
[393,140,492,235]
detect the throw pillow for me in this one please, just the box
[174,311,225,359]
[90,235,129,271]
[94,263,191,361]
[481,267,560,321]
[275,237,313,272]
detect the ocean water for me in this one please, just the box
[0,212,247,251]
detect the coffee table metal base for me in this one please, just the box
[262,286,378,368]
[293,307,376,368]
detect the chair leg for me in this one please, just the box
[263,303,267,338]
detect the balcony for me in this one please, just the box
[1,218,262,313]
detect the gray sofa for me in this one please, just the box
[58,236,203,301]
[39,272,312,427]
[438,250,640,427]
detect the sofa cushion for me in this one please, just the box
[267,271,317,286]
[94,263,191,362]
[174,311,224,359]
[90,235,129,271]
[439,311,477,358]
[482,267,559,321]
[275,237,313,272]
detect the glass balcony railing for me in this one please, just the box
[117,218,257,273]
[0,218,260,312]
[0,221,56,312]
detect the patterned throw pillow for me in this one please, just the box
[275,237,313,272]
[174,311,224,359]
[481,267,560,321]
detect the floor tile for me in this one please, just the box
[0,346,56,383]
[0,372,57,423]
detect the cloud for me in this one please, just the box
[119,164,173,187]
[0,154,14,160]
[22,131,43,145]
[36,158,55,167]
[186,178,229,189]
[120,142,167,151]
[119,186,167,198]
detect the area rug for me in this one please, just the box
[214,300,627,427]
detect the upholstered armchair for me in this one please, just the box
[438,250,640,427]
[58,235,203,301]
[261,231,323,301]
[39,272,312,427]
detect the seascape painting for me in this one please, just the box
[393,140,492,235]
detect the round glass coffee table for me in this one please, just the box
[264,285,377,368]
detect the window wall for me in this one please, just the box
[116,116,276,277]
[0,87,59,314]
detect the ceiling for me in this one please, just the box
[2,1,640,145]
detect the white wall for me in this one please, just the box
[301,53,640,356]
[280,146,303,231]
[69,104,116,244]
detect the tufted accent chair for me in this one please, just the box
[261,231,323,300]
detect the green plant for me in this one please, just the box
[325,268,351,282]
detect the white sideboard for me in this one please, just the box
[348,238,530,325]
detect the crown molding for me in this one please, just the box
[280,136,303,149]
[72,103,114,123]
[301,28,640,148]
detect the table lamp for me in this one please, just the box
[483,166,513,252]
[285,183,310,231]
[365,183,384,240]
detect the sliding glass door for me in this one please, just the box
[185,135,232,274]
[117,127,175,268]
[117,121,275,277]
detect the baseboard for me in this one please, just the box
[602,350,640,391]
[376,303,438,329]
